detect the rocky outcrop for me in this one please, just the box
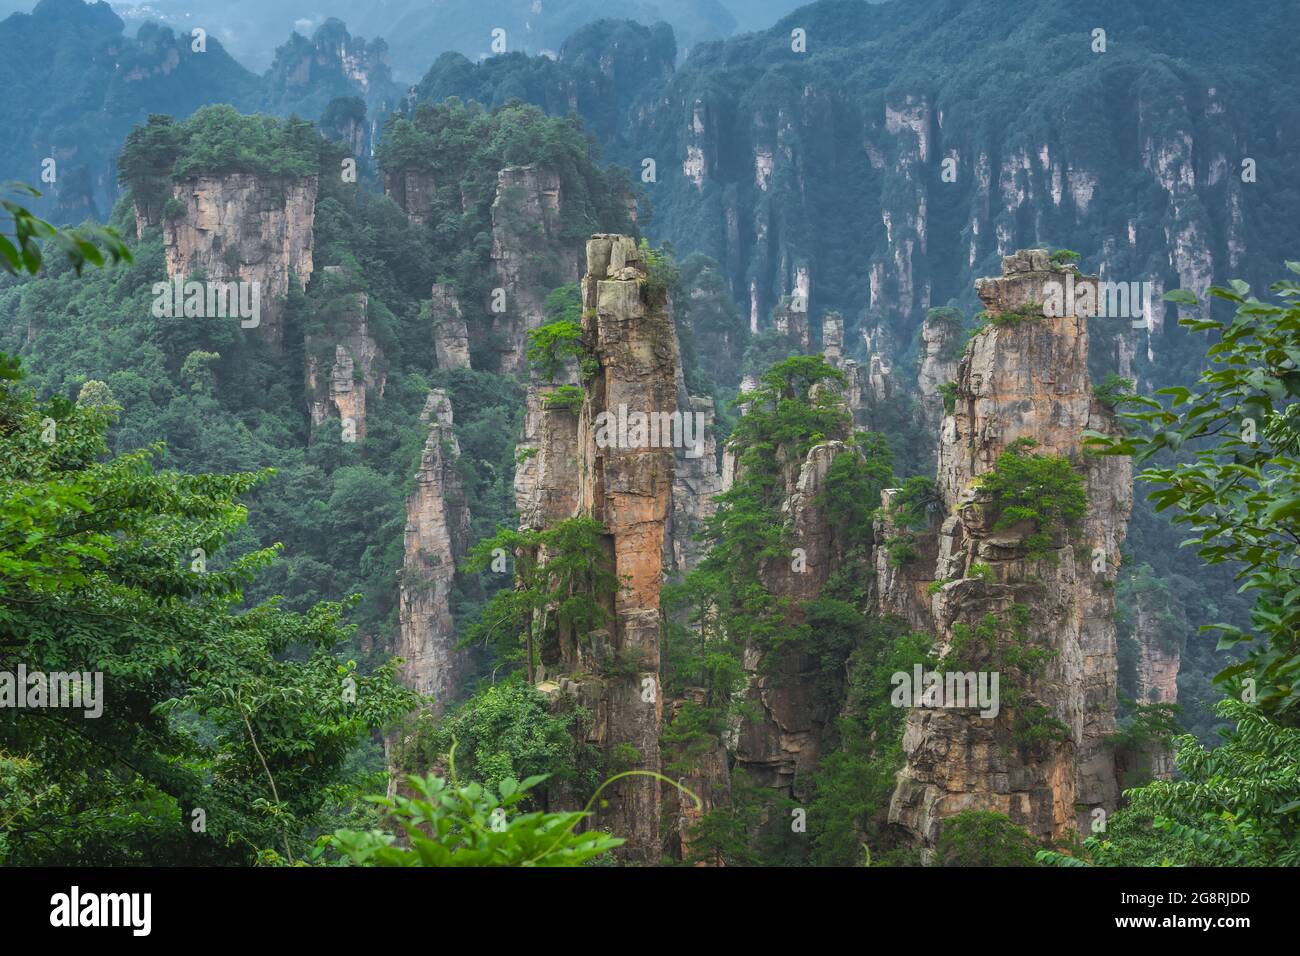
[887,250,1133,850]
[306,295,382,437]
[822,313,844,366]
[1126,578,1182,780]
[874,487,941,634]
[306,268,384,439]
[513,380,582,533]
[666,352,723,574]
[431,282,471,370]
[262,18,398,115]
[1133,606,1180,708]
[489,164,582,374]
[394,389,472,713]
[385,169,437,226]
[160,172,317,346]
[771,295,811,351]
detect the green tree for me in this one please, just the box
[935,810,1040,867]
[461,517,618,683]
[1042,700,1300,867]
[975,437,1087,559]
[1091,270,1300,722]
[0,355,412,864]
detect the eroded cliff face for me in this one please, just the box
[385,170,437,226]
[513,378,582,533]
[158,172,317,346]
[385,161,584,374]
[263,18,396,114]
[490,164,582,374]
[394,389,472,714]
[630,29,1276,401]
[1127,584,1182,781]
[666,356,724,574]
[306,269,385,439]
[917,313,962,439]
[431,282,471,370]
[886,250,1132,850]
[1133,601,1180,707]
[771,295,811,352]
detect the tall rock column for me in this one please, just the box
[887,249,1132,849]
[510,235,680,861]
[394,390,472,714]
[917,310,963,440]
[431,283,471,370]
[735,436,855,795]
[574,234,679,861]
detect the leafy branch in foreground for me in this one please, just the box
[332,759,700,867]
[1,182,132,276]
[331,771,622,867]
[1086,268,1300,721]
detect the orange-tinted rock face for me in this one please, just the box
[887,250,1133,851]
[575,235,677,860]
[506,234,735,861]
[508,235,683,862]
[160,172,316,347]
